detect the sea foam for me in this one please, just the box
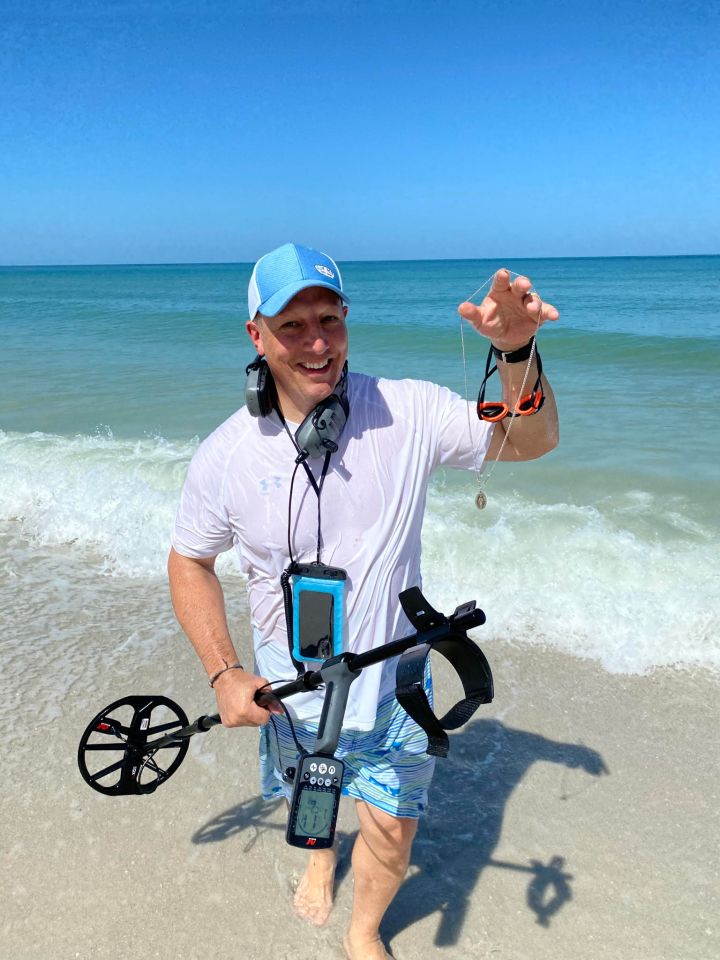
[1,429,717,678]
[422,486,719,677]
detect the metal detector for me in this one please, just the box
[78,588,494,847]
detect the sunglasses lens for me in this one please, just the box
[516,390,543,415]
[478,403,508,422]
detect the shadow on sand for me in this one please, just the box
[192,718,607,948]
[383,718,607,949]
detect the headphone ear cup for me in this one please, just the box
[294,394,349,458]
[245,357,275,418]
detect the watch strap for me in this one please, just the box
[491,337,536,363]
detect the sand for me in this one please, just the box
[2,570,718,960]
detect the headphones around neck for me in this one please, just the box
[245,355,350,459]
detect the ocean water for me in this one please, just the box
[1,256,718,683]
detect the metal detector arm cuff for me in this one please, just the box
[394,588,494,758]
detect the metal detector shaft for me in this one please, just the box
[150,600,484,753]
[261,598,484,705]
[78,590,490,797]
[145,671,326,752]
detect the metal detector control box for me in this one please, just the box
[286,753,345,849]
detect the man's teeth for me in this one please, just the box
[301,361,330,369]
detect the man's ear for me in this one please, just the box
[246,318,264,355]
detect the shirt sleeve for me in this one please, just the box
[429,382,494,472]
[171,434,235,558]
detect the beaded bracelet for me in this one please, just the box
[208,662,244,688]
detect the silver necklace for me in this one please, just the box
[459,269,544,509]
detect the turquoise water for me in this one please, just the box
[1,256,718,676]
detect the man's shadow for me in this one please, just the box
[382,718,607,948]
[192,718,607,947]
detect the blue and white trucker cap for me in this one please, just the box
[248,242,349,319]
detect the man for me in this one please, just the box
[168,242,559,960]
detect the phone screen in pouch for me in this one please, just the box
[298,591,334,660]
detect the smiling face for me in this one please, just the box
[246,286,349,423]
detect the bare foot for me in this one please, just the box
[342,932,392,960]
[293,849,337,926]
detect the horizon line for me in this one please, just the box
[1,251,719,269]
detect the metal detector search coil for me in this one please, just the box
[77,695,191,796]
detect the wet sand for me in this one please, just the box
[2,567,718,960]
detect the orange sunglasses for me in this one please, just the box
[476,347,545,423]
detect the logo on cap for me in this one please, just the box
[315,264,335,279]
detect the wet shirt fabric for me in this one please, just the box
[172,372,492,730]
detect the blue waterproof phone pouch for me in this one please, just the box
[291,562,347,664]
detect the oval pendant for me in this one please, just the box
[475,491,487,510]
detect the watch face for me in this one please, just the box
[296,788,335,839]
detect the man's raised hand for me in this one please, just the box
[458,269,559,352]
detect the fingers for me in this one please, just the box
[544,302,560,322]
[247,675,279,724]
[490,268,531,299]
[215,669,275,727]
[491,269,560,322]
[458,301,482,322]
[257,689,285,716]
[526,294,560,323]
[489,268,511,294]
[458,270,560,333]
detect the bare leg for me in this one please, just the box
[343,800,418,960]
[293,845,337,926]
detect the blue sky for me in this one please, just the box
[2,0,718,264]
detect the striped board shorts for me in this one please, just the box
[259,678,436,819]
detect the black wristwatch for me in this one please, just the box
[491,337,535,363]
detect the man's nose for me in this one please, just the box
[306,324,329,352]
